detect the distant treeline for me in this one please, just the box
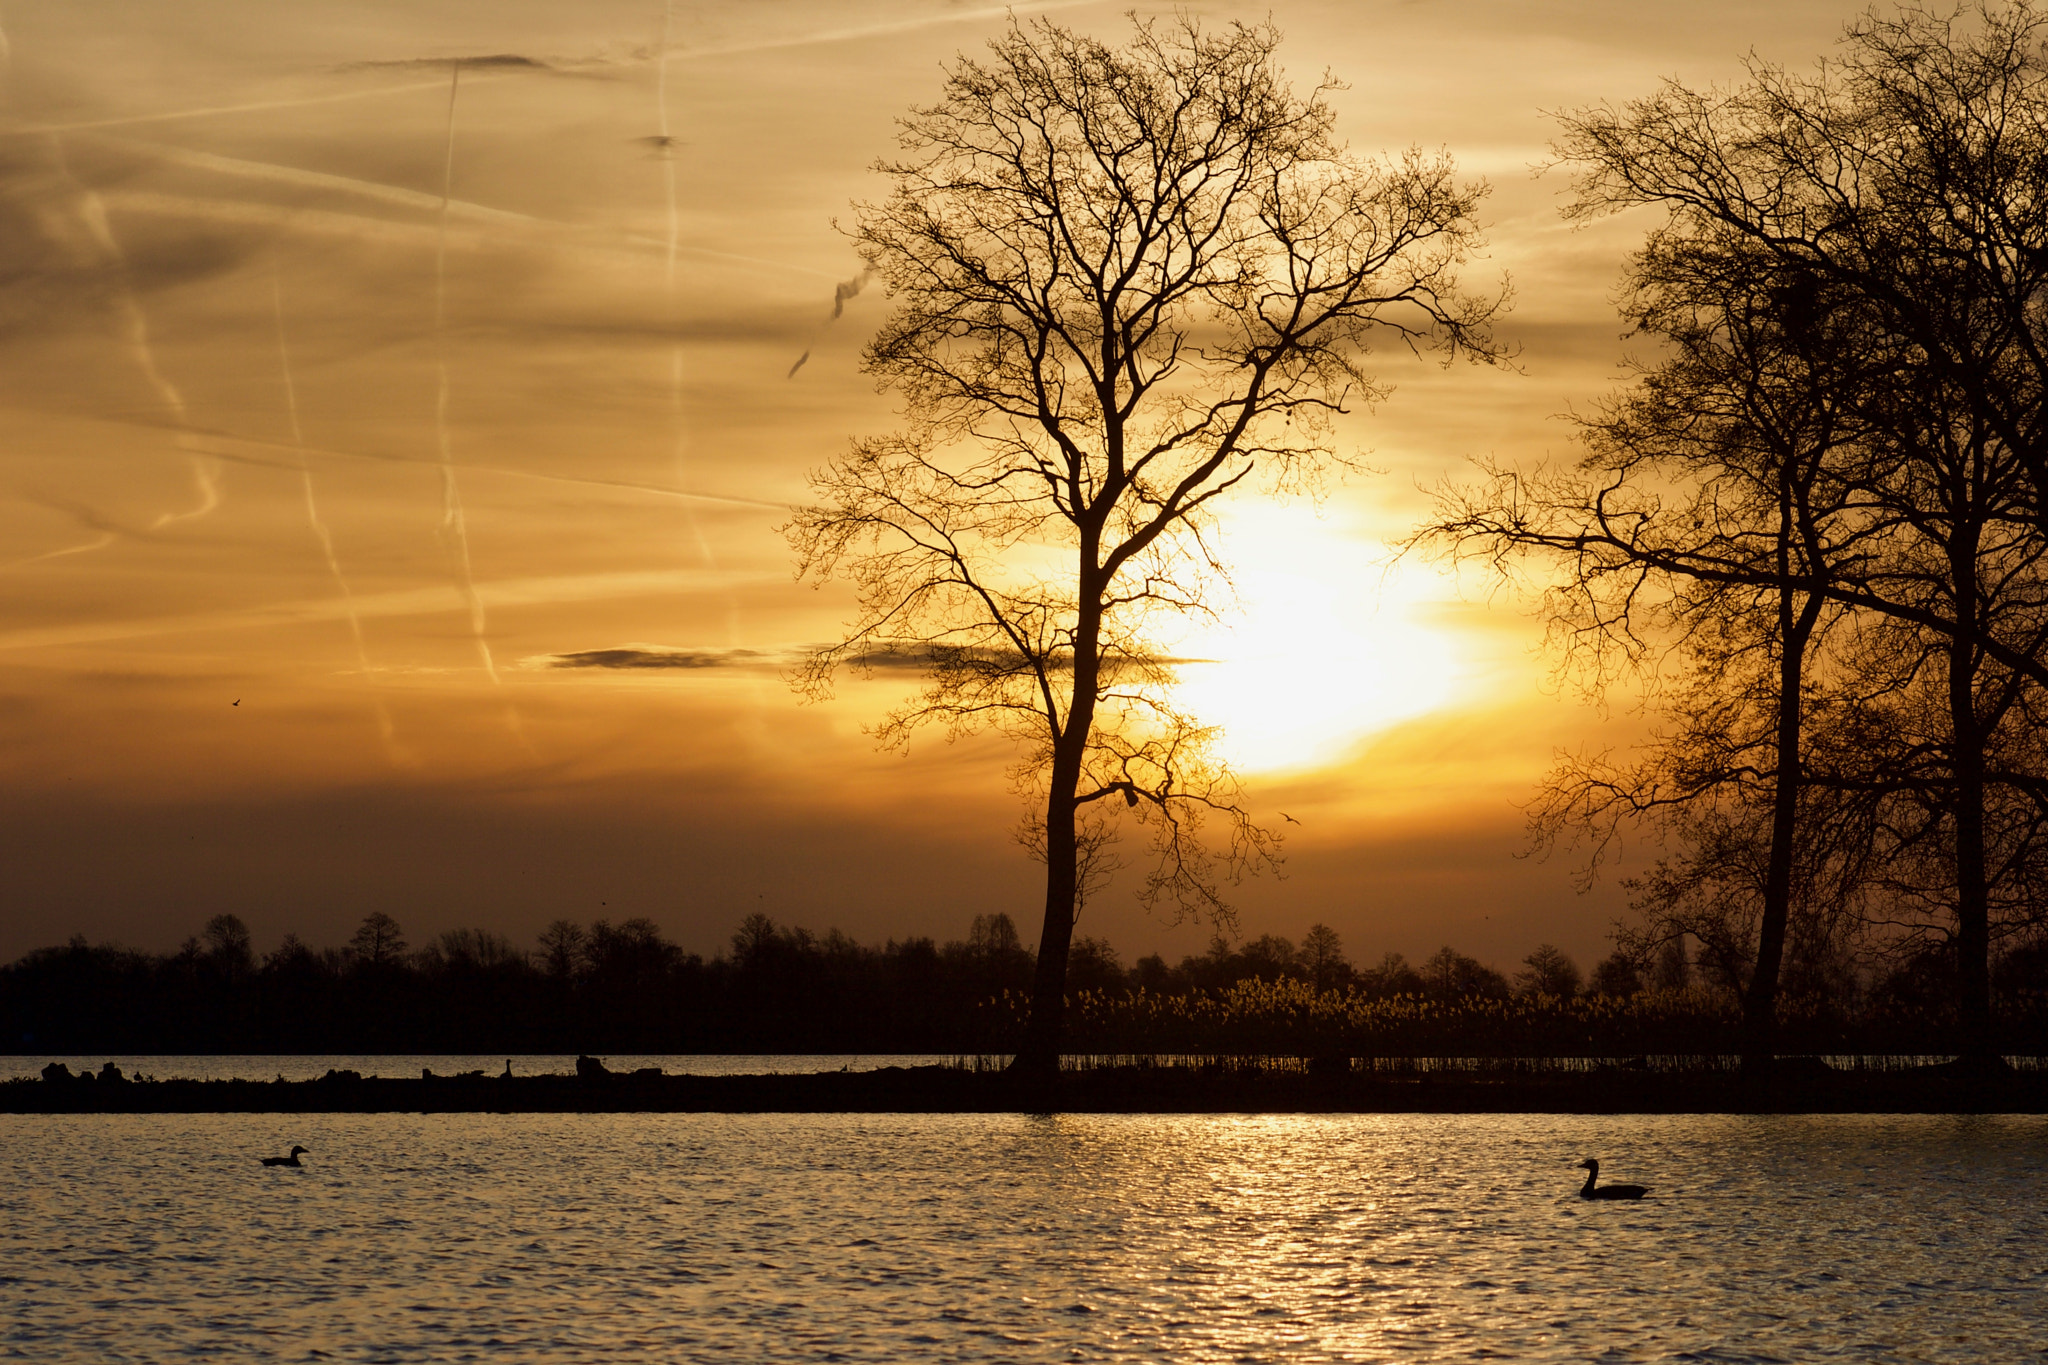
[10,910,2048,1056]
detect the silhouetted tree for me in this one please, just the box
[1550,0,2048,1064]
[1517,944,1582,999]
[1421,236,1879,1072]
[788,13,1506,1073]
[1651,938,1692,993]
[1422,946,1509,1000]
[538,919,585,980]
[348,912,407,969]
[202,914,254,980]
[1358,951,1425,998]
[1066,936,1126,994]
[1588,951,1644,997]
[1300,923,1351,991]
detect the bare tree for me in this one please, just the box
[788,15,1505,1072]
[1419,240,1874,1070]
[538,919,586,981]
[1546,2,2048,1065]
[1517,944,1582,999]
[347,911,407,970]
[1299,922,1350,990]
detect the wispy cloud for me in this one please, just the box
[534,642,1216,673]
[534,643,941,672]
[0,570,773,654]
[830,269,874,320]
[340,55,554,73]
[540,645,768,670]
[662,2,1100,64]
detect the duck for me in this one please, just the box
[260,1146,309,1168]
[1578,1158,1646,1200]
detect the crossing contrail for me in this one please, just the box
[656,0,742,649]
[0,533,116,572]
[432,62,529,750]
[5,399,797,512]
[47,134,222,534]
[8,2,1097,136]
[272,264,404,762]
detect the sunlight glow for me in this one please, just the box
[1170,505,1463,774]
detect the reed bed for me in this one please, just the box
[970,980,2048,1062]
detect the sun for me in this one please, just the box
[1167,505,1465,774]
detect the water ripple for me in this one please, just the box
[1,1113,2043,1360]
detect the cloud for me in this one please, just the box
[535,642,1215,673]
[535,643,932,672]
[542,646,767,670]
[829,269,874,320]
[340,55,553,73]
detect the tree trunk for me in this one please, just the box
[1011,570,1103,1078]
[1742,602,1807,1074]
[1013,779,1079,1076]
[1941,497,2004,1069]
[1742,473,1824,1077]
[1949,627,1996,1066]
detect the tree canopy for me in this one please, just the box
[788,14,1505,1071]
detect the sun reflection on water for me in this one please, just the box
[7,1111,2044,1361]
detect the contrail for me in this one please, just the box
[0,566,774,653]
[272,263,404,761]
[432,63,528,749]
[12,2,1097,134]
[93,185,838,279]
[14,71,488,135]
[0,532,116,572]
[6,399,797,512]
[47,135,222,533]
[658,2,1099,64]
[656,0,740,648]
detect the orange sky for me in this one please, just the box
[0,0,1871,968]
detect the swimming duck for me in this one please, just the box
[1578,1158,1646,1200]
[260,1145,308,1168]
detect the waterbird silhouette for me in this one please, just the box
[1577,1158,1646,1200]
[260,1145,308,1167]
[1280,811,1300,824]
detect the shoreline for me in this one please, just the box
[7,1063,2046,1114]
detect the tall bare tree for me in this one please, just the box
[787,15,1504,1073]
[1422,240,1874,1070]
[1547,1,2048,1066]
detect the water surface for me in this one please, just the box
[3,1112,2041,1361]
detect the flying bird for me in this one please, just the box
[1577,1158,1647,1200]
[232,699,240,706]
[1280,812,1300,825]
[260,1145,308,1168]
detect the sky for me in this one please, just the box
[0,0,1877,969]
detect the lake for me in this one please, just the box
[3,1109,2041,1361]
